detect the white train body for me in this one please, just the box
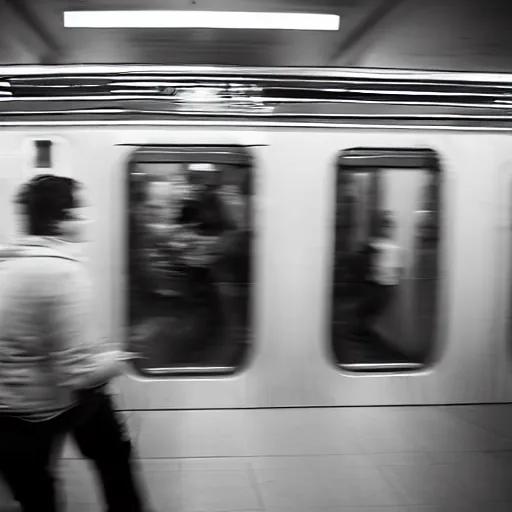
[0,66,511,431]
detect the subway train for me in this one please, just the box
[0,64,511,434]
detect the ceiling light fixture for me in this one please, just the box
[63,10,340,31]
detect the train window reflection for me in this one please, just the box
[127,147,253,376]
[331,149,441,372]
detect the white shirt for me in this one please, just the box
[0,237,112,420]
[370,238,401,286]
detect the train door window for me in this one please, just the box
[331,148,441,372]
[126,146,254,376]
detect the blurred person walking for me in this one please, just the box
[0,175,147,512]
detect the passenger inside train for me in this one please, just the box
[128,160,253,373]
[353,210,402,339]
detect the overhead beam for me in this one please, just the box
[329,0,407,67]
[0,0,61,64]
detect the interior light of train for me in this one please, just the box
[189,163,216,172]
[63,10,340,31]
[111,90,162,94]
[178,88,223,101]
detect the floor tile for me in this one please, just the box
[253,466,338,509]
[181,469,262,512]
[242,408,366,456]
[440,405,512,441]
[379,464,480,506]
[366,452,434,466]
[442,456,512,502]
[181,457,250,472]
[320,464,409,507]
[249,455,315,471]
[35,405,512,512]
[406,504,512,512]
[139,458,181,472]
[267,508,407,512]
[143,471,182,512]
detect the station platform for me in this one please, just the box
[2,404,512,511]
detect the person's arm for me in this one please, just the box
[44,264,127,390]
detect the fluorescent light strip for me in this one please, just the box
[64,10,340,31]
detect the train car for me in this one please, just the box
[0,65,512,443]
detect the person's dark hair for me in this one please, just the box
[178,187,234,235]
[15,174,80,236]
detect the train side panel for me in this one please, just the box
[0,126,510,410]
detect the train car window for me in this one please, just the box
[126,146,254,376]
[332,148,441,372]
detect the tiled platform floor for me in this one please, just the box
[3,404,512,511]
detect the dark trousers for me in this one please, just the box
[0,414,60,512]
[0,388,144,512]
[71,388,144,512]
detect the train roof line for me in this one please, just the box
[1,66,512,122]
[1,65,512,85]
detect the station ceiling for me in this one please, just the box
[0,0,512,72]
